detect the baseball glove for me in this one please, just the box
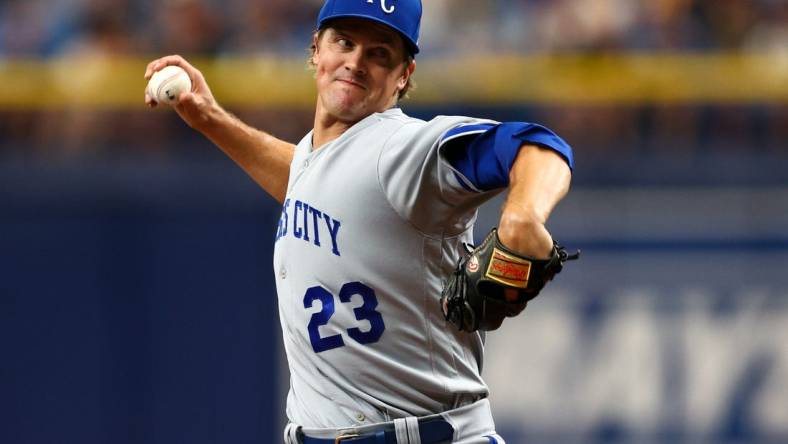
[441,228,579,332]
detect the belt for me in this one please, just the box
[299,418,454,444]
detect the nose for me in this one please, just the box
[344,46,367,76]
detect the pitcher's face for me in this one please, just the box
[313,19,414,123]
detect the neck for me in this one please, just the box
[312,111,356,150]
[312,97,398,150]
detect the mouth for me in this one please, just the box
[336,78,367,90]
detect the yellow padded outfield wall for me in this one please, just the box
[0,53,786,109]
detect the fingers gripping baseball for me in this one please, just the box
[144,55,217,129]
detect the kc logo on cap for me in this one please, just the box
[318,0,422,54]
[367,0,396,14]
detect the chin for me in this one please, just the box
[328,96,370,122]
[334,107,370,123]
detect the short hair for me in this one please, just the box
[307,27,416,100]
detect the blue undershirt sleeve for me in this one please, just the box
[441,122,574,192]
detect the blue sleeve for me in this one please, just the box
[441,122,574,191]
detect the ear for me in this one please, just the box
[398,60,416,90]
[311,32,320,64]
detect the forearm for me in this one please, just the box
[497,144,571,258]
[200,106,295,203]
[144,56,295,203]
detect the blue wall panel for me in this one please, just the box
[1,164,284,444]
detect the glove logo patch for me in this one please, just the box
[466,256,480,272]
[485,248,531,288]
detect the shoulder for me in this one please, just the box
[374,107,423,124]
[369,108,425,139]
[381,111,499,150]
[374,108,497,133]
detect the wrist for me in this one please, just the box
[497,214,553,259]
[198,103,234,136]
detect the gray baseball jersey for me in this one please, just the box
[273,107,502,428]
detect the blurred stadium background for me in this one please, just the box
[2,0,787,443]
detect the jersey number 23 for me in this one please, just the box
[303,282,385,353]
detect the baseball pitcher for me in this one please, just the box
[145,1,576,442]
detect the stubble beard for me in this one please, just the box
[323,83,372,124]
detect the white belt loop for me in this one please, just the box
[405,417,421,444]
[393,418,409,443]
[283,423,300,444]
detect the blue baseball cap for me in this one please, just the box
[317,0,422,55]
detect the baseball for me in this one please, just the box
[146,65,192,105]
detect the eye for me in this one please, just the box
[336,37,352,49]
[370,47,392,62]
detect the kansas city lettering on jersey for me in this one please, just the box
[275,198,342,256]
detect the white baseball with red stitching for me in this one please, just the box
[146,65,191,105]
